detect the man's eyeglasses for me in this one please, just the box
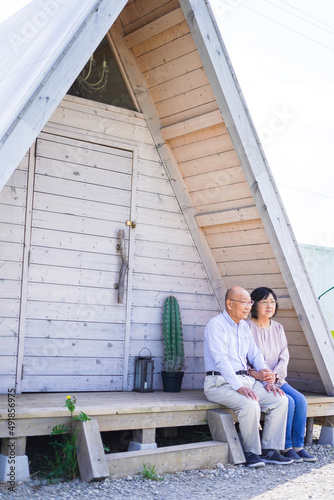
[259,300,277,305]
[229,299,254,306]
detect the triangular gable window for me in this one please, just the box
[67,36,136,111]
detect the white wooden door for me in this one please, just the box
[20,133,134,392]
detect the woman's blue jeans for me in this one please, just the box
[281,382,308,448]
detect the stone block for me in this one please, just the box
[0,454,29,483]
[319,426,334,446]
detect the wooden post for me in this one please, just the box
[128,428,157,451]
[132,428,156,444]
[1,437,26,457]
[305,417,314,445]
[0,437,29,482]
[207,409,245,464]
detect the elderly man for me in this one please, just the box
[204,286,292,467]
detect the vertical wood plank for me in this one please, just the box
[16,145,36,394]
[122,146,137,391]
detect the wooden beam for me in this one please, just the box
[124,7,185,48]
[106,441,228,479]
[179,0,334,395]
[195,206,259,228]
[160,110,224,141]
[207,409,245,464]
[110,19,226,311]
[74,418,109,482]
[106,31,140,112]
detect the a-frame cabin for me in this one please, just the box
[0,0,333,397]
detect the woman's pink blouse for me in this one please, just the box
[246,319,289,387]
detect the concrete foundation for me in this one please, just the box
[0,454,30,483]
[128,441,157,451]
[318,426,334,446]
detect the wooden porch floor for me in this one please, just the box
[1,390,333,439]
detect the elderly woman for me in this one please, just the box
[246,286,316,463]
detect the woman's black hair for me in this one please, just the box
[250,287,278,319]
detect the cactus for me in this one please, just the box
[162,296,184,372]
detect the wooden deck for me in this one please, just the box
[1,389,333,481]
[1,390,334,439]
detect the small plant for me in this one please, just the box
[162,296,184,372]
[73,411,91,422]
[141,462,163,481]
[46,395,90,482]
[64,395,76,417]
[47,424,78,482]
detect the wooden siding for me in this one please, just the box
[120,0,324,391]
[0,0,326,394]
[0,155,27,392]
[7,98,220,393]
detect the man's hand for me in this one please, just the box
[237,386,259,400]
[258,369,275,384]
[264,383,284,396]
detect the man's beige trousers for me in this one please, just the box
[204,374,288,455]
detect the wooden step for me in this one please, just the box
[106,440,228,479]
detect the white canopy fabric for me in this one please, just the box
[0,0,126,191]
[0,0,97,142]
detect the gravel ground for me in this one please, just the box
[1,432,333,499]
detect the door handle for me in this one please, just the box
[116,229,128,304]
[125,220,136,229]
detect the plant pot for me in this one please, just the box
[161,371,184,393]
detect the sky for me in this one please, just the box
[210,0,334,248]
[2,1,334,248]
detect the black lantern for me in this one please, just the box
[134,347,154,392]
